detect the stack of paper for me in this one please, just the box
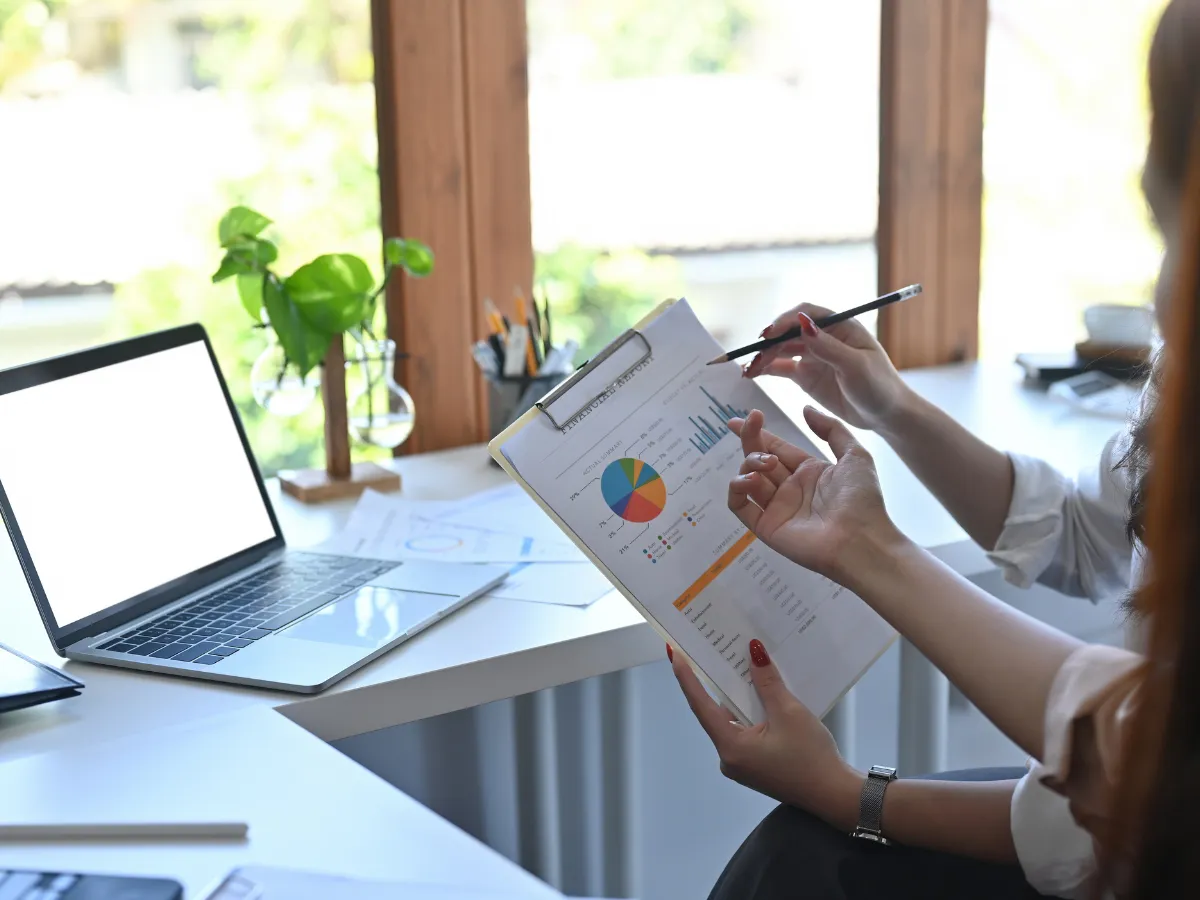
[316,486,613,608]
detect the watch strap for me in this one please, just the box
[852,766,897,843]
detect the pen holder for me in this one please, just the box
[488,374,566,440]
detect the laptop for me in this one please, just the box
[0,325,508,693]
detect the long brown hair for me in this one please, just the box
[1108,3,1200,895]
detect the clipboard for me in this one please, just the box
[490,298,896,725]
[489,299,749,719]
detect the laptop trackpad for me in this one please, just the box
[282,586,449,649]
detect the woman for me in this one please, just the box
[670,2,1199,897]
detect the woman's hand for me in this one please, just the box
[728,406,903,581]
[670,640,861,830]
[743,303,912,434]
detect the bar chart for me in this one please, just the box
[688,386,750,454]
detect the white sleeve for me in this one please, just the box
[1010,764,1097,898]
[986,431,1132,600]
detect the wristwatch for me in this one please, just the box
[851,765,897,844]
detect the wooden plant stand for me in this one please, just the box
[278,338,401,503]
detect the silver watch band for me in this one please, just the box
[852,765,897,843]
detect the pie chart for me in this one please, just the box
[602,458,667,523]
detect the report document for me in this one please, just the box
[491,300,895,724]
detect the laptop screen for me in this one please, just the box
[0,339,277,629]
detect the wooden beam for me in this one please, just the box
[372,0,482,453]
[460,0,534,438]
[372,0,534,450]
[877,0,988,368]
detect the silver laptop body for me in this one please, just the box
[0,325,506,693]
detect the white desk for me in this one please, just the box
[0,362,1119,890]
[0,707,562,899]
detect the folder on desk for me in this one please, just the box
[0,641,83,715]
[489,299,895,726]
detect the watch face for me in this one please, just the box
[869,766,898,779]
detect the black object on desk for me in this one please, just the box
[0,641,83,715]
[0,869,181,899]
[1016,345,1150,386]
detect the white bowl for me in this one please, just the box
[1083,304,1154,347]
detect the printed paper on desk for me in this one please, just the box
[489,562,613,607]
[425,483,569,545]
[319,490,584,564]
[492,300,896,724]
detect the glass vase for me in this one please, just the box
[346,338,415,449]
[249,329,320,417]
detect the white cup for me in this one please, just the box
[1083,304,1154,347]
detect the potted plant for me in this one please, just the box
[212,205,433,502]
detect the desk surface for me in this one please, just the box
[0,705,562,899]
[0,361,1120,892]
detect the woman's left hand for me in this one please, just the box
[727,406,898,582]
[670,640,861,829]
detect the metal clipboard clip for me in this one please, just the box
[535,329,652,431]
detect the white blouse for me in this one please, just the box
[986,430,1139,898]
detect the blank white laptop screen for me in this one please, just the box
[0,340,276,628]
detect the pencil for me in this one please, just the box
[0,822,249,840]
[515,294,537,375]
[484,297,503,327]
[705,284,923,365]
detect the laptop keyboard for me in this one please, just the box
[97,554,394,665]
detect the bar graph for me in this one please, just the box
[688,386,750,454]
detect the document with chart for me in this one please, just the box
[491,299,895,724]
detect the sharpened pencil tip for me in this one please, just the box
[705,355,727,366]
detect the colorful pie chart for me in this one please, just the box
[602,458,667,523]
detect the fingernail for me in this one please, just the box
[749,639,770,668]
[666,643,674,662]
[798,312,818,337]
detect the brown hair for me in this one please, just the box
[1108,2,1200,895]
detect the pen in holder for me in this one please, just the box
[471,290,577,462]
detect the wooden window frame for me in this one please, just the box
[877,0,989,369]
[372,0,532,453]
[370,0,989,449]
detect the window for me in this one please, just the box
[527,0,881,360]
[979,0,1167,362]
[0,0,380,475]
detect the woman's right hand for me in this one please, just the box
[743,302,912,433]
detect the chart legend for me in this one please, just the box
[689,386,750,454]
[601,458,667,523]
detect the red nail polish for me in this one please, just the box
[749,639,769,668]
[798,312,818,337]
[666,643,674,662]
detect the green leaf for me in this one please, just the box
[218,206,272,247]
[285,254,375,332]
[385,238,434,277]
[225,236,278,266]
[236,273,265,320]
[211,251,256,283]
[263,278,330,377]
[252,238,278,266]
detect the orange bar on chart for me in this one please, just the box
[673,531,756,610]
